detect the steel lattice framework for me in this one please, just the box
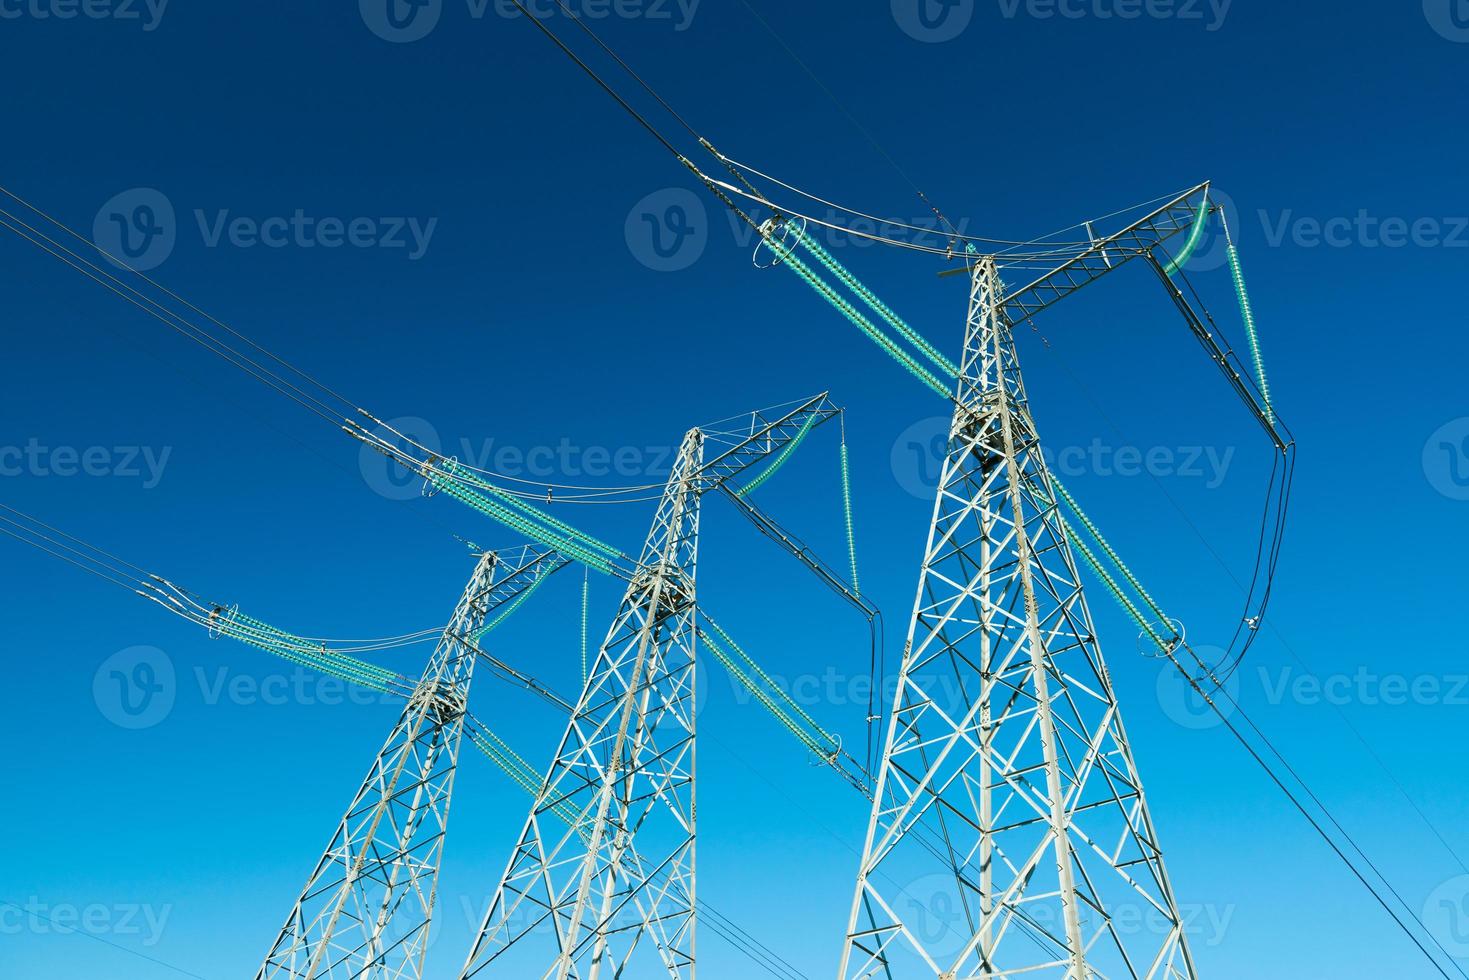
[461,428,704,980]
[257,548,558,980]
[838,258,1197,980]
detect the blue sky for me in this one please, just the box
[2,1,1468,977]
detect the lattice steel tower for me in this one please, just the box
[461,428,703,980]
[839,258,1198,980]
[257,550,513,980]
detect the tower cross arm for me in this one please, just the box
[689,392,840,494]
[989,182,1212,323]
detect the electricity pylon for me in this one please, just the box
[258,548,560,980]
[839,257,1197,980]
[461,428,704,980]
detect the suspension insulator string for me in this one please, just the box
[1223,213,1274,423]
[580,569,590,687]
[839,423,861,599]
[219,620,401,693]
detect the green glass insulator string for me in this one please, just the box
[427,466,613,574]
[839,438,860,598]
[580,571,589,686]
[1060,519,1170,653]
[222,619,399,692]
[228,613,401,683]
[1224,223,1274,423]
[450,463,622,560]
[738,410,820,496]
[702,619,839,755]
[785,221,959,378]
[473,568,553,641]
[1046,477,1175,639]
[1162,191,1211,277]
[468,724,585,831]
[763,228,952,398]
[468,728,541,799]
[700,627,836,760]
[442,461,621,561]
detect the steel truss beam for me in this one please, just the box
[838,258,1197,980]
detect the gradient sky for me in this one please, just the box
[2,2,1468,978]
